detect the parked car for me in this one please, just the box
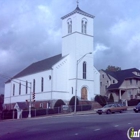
[96,103,127,115]
[133,103,140,113]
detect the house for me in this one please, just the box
[4,4,100,110]
[100,68,140,102]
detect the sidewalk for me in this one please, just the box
[46,106,134,117]
[0,106,135,121]
[30,106,134,118]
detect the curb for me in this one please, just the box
[0,107,134,122]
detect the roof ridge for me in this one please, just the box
[33,54,62,64]
[61,6,94,19]
[5,54,62,83]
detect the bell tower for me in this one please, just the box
[61,4,94,59]
[60,3,100,101]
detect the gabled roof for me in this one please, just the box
[6,54,62,83]
[103,68,140,90]
[61,6,94,19]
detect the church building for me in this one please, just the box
[4,4,100,110]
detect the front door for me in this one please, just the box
[81,87,87,100]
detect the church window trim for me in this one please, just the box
[72,87,73,94]
[81,18,87,34]
[100,82,102,86]
[83,61,86,79]
[19,83,21,95]
[26,81,28,94]
[13,84,15,96]
[41,77,44,92]
[49,75,51,80]
[33,79,35,93]
[67,18,72,34]
[130,79,132,85]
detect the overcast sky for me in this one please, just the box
[0,0,140,93]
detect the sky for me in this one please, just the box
[0,0,140,93]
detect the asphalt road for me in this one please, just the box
[0,111,140,140]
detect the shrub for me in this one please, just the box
[128,99,140,106]
[94,95,107,106]
[47,109,54,114]
[2,109,14,119]
[22,110,29,118]
[36,109,46,116]
[69,96,79,105]
[54,99,65,107]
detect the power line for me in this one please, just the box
[0,73,12,80]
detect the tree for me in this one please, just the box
[108,93,114,103]
[106,65,121,71]
[0,94,4,111]
[94,95,107,106]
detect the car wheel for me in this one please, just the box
[134,110,138,113]
[106,110,111,114]
[120,110,122,113]
[98,113,102,115]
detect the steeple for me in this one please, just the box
[61,3,94,57]
[77,0,79,7]
[61,3,94,19]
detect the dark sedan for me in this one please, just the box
[133,102,140,113]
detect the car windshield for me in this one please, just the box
[103,104,114,108]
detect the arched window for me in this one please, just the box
[81,20,84,33]
[83,61,86,79]
[81,87,87,100]
[84,21,87,34]
[13,84,15,96]
[41,77,44,92]
[71,87,73,94]
[19,83,21,95]
[81,18,87,34]
[67,18,72,34]
[33,79,35,93]
[26,81,28,94]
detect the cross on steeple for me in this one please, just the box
[77,0,79,7]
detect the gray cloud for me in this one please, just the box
[0,0,140,93]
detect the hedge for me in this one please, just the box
[128,99,140,106]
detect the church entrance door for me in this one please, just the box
[81,87,87,100]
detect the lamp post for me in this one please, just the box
[74,52,92,115]
[28,82,32,118]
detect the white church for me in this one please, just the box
[4,4,100,110]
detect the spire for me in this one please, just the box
[61,0,94,19]
[77,0,79,7]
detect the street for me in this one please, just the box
[0,111,140,140]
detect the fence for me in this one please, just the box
[1,104,92,120]
[1,109,17,120]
